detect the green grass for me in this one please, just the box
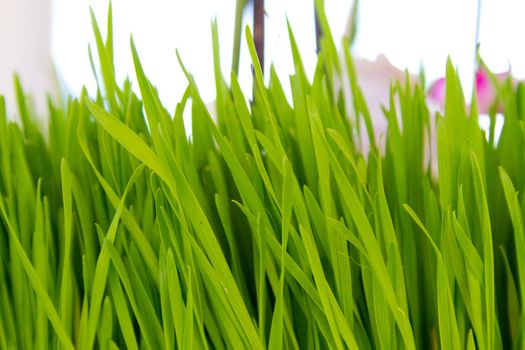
[1,3,525,349]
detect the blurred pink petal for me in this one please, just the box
[428,68,511,114]
[336,53,417,156]
[428,77,446,109]
[476,70,511,113]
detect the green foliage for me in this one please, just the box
[1,4,525,350]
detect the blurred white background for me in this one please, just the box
[0,0,56,116]
[1,0,525,116]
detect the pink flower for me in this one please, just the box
[428,68,511,113]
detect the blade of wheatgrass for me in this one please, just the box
[255,213,267,344]
[211,19,227,124]
[307,96,354,317]
[268,158,293,350]
[32,181,49,350]
[243,27,287,155]
[342,42,376,146]
[186,233,246,349]
[0,272,14,349]
[129,37,174,160]
[453,194,485,348]
[438,59,469,210]
[286,19,310,90]
[89,6,118,113]
[85,100,172,187]
[252,141,281,210]
[8,125,36,349]
[134,42,211,218]
[231,0,245,75]
[244,27,271,115]
[186,238,227,350]
[320,110,415,349]
[5,4,525,347]
[0,95,5,128]
[0,96,12,200]
[159,250,175,350]
[232,198,305,348]
[403,204,461,350]
[470,152,497,348]
[108,340,120,350]
[70,174,97,290]
[105,1,114,66]
[500,166,525,345]
[313,0,340,74]
[0,197,75,350]
[500,246,521,344]
[174,145,264,346]
[200,304,226,350]
[176,49,279,343]
[59,159,74,338]
[87,88,263,347]
[14,75,38,140]
[179,48,281,221]
[451,215,484,283]
[124,244,165,348]
[105,246,162,350]
[77,275,90,349]
[296,223,348,350]
[183,266,194,350]
[442,209,465,347]
[98,297,113,349]
[254,131,287,173]
[290,75,319,192]
[230,73,257,147]
[107,269,139,350]
[373,151,408,311]
[213,192,246,300]
[285,163,358,349]
[164,248,186,350]
[83,164,144,350]
[326,129,367,190]
[268,292,284,350]
[233,199,325,312]
[467,330,476,350]
[77,121,159,280]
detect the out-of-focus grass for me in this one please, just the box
[0,3,524,349]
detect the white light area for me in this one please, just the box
[351,0,479,94]
[1,0,55,118]
[264,0,317,97]
[324,0,353,48]
[348,0,525,93]
[52,0,256,112]
[51,0,96,95]
[478,0,525,78]
[52,0,525,113]
[479,113,504,144]
[52,0,320,109]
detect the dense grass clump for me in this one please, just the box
[1,4,525,350]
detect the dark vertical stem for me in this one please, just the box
[253,0,265,73]
[314,0,323,53]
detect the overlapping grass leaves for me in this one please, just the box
[1,3,525,349]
